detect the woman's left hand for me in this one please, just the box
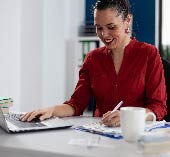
[101,110,120,127]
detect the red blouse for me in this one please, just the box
[65,39,167,120]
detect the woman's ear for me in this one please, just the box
[125,14,132,34]
[126,14,132,26]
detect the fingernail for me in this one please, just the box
[21,118,25,121]
[40,117,43,121]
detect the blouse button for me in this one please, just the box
[114,83,118,87]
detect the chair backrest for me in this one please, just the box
[162,58,170,121]
[87,96,96,117]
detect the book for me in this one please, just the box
[1,107,9,114]
[0,97,13,106]
[0,97,13,114]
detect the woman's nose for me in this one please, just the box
[101,29,109,37]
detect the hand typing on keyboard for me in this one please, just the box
[5,113,46,128]
[19,114,41,122]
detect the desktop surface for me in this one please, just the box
[0,116,167,157]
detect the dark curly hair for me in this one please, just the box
[93,0,131,20]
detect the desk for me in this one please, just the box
[0,116,169,157]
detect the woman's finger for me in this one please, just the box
[102,111,120,127]
[26,110,44,122]
[20,112,34,121]
[102,111,111,121]
[39,112,52,121]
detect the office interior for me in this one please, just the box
[0,0,169,113]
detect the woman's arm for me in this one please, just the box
[21,104,75,122]
[145,46,167,120]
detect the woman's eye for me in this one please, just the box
[108,26,115,30]
[96,27,102,31]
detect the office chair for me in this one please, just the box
[162,58,170,121]
[87,96,96,117]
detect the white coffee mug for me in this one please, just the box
[120,107,156,142]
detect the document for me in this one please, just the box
[75,120,167,139]
[138,123,170,154]
[76,122,122,139]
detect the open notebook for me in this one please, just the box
[75,120,167,139]
[0,108,73,133]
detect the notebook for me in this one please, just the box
[0,108,73,133]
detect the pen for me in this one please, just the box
[100,100,123,124]
[111,101,123,113]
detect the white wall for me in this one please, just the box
[0,0,85,111]
[64,0,85,99]
[20,0,43,111]
[42,0,66,107]
[162,0,170,46]
[42,0,85,107]
[0,0,21,110]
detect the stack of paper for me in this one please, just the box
[75,122,122,139]
[0,97,13,114]
[75,120,167,139]
[138,125,170,154]
[144,120,166,131]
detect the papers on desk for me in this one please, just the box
[138,122,170,154]
[68,135,115,148]
[75,122,122,139]
[75,120,168,140]
[144,120,166,131]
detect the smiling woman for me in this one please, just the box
[93,0,132,75]
[94,9,132,50]
[21,0,166,128]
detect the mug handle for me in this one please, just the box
[145,112,156,121]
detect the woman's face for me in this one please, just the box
[94,8,130,50]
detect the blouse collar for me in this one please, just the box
[105,36,137,55]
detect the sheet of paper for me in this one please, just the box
[75,120,167,139]
[68,135,115,148]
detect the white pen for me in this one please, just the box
[111,101,123,113]
[101,100,123,124]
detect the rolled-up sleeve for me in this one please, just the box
[64,54,92,116]
[145,47,167,120]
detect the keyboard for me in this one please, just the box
[5,113,46,128]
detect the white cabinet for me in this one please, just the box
[74,36,104,86]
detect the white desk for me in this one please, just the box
[0,116,169,157]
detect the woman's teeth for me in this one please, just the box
[105,39,113,44]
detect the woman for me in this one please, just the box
[21,0,166,126]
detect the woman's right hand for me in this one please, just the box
[20,104,75,122]
[20,106,56,122]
